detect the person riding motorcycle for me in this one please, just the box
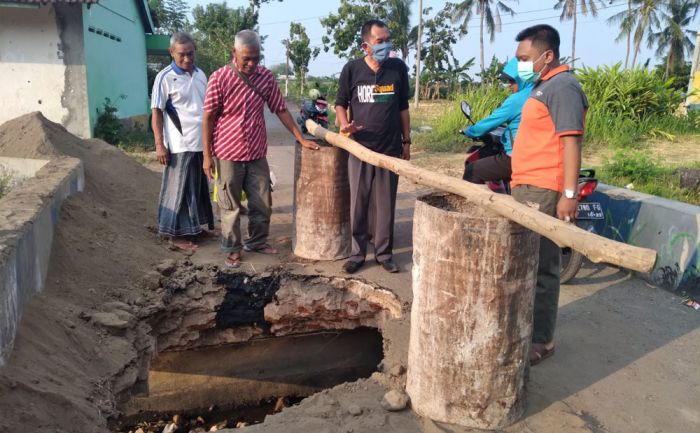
[462,57,534,184]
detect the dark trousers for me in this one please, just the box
[348,154,399,264]
[512,185,561,344]
[462,152,512,183]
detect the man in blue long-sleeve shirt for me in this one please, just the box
[462,57,534,183]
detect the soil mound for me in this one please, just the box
[0,113,173,433]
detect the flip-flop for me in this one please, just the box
[224,252,242,268]
[243,244,278,254]
[170,239,198,252]
[530,343,555,366]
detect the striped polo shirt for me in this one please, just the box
[511,65,588,192]
[151,61,208,153]
[203,63,286,161]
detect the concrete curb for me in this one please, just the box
[590,184,700,297]
[0,157,84,366]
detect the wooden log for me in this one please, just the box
[406,193,538,428]
[305,119,657,274]
[292,141,351,260]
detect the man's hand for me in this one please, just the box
[156,144,169,166]
[298,138,320,150]
[402,143,411,161]
[556,196,578,222]
[203,155,215,181]
[340,121,364,135]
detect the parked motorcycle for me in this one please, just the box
[297,96,328,134]
[459,100,603,283]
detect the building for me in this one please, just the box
[0,0,169,138]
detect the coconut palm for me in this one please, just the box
[607,0,637,69]
[451,0,517,75]
[625,0,666,68]
[554,0,606,68]
[647,0,699,78]
[387,0,414,61]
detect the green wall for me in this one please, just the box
[82,0,149,133]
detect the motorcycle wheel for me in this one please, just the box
[560,247,584,284]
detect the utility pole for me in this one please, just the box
[284,42,290,98]
[686,20,700,110]
[414,0,423,107]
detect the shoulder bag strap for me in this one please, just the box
[229,63,267,103]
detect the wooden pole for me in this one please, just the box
[414,0,423,107]
[305,120,657,274]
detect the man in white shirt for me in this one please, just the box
[151,32,213,251]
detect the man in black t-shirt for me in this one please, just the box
[335,19,411,274]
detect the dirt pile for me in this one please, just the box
[0,112,174,433]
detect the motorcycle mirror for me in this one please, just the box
[460,101,474,124]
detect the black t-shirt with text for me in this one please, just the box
[335,57,409,156]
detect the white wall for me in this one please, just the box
[0,5,90,137]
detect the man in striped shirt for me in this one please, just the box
[202,30,318,269]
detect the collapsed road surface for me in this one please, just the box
[0,110,698,433]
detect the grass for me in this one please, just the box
[598,150,700,205]
[0,168,14,199]
[412,86,509,153]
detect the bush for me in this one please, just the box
[94,98,123,145]
[577,63,685,119]
[601,149,661,184]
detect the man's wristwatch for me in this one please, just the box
[402,138,411,145]
[564,189,577,199]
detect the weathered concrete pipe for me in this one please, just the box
[406,193,538,429]
[292,141,351,260]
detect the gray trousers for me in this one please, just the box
[348,154,399,263]
[215,157,272,253]
[512,185,561,344]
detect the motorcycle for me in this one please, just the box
[297,96,328,134]
[459,100,603,283]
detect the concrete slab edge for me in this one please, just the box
[0,157,84,366]
[590,184,700,296]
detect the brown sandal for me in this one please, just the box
[530,343,555,366]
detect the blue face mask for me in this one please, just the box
[370,42,393,63]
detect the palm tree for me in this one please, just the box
[607,0,637,69]
[387,0,414,61]
[626,0,665,68]
[554,0,605,68]
[647,0,699,78]
[451,0,516,76]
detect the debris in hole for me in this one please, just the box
[113,397,303,433]
[214,272,280,330]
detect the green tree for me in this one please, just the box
[607,0,637,69]
[451,0,516,76]
[419,5,474,99]
[554,0,605,69]
[387,0,414,61]
[647,0,699,78]
[148,0,190,34]
[284,22,320,96]
[320,0,389,60]
[191,2,259,74]
[627,0,665,69]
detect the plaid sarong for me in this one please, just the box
[157,151,214,236]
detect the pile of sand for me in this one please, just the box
[0,113,175,433]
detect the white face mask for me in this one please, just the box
[517,51,547,83]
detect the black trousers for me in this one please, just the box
[348,154,399,263]
[462,152,512,184]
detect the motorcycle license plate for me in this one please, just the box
[576,202,604,220]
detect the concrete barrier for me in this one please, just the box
[0,156,84,366]
[590,184,700,298]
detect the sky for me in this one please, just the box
[186,0,700,77]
